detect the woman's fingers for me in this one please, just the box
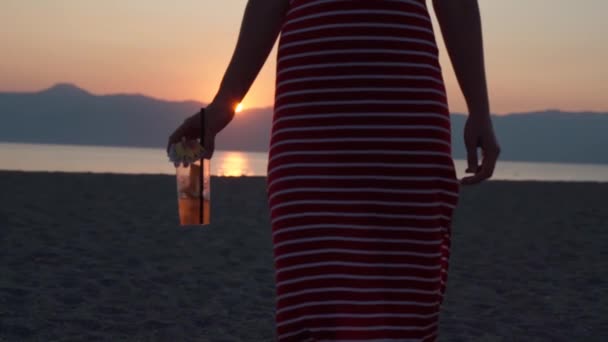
[460,142,500,185]
[462,115,500,185]
[463,118,481,174]
[167,129,182,153]
[167,123,188,153]
[167,104,232,161]
[465,138,480,173]
[166,112,202,154]
[460,159,492,185]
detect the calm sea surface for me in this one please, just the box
[1,142,607,182]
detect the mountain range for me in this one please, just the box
[1,83,607,164]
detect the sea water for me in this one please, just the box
[1,142,608,182]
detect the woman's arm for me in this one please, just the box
[432,0,500,184]
[167,0,290,158]
[212,0,291,112]
[432,0,489,119]
[433,0,490,116]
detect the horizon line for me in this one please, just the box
[1,82,607,116]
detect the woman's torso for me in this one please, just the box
[271,0,455,176]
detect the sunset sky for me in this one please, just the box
[1,0,606,114]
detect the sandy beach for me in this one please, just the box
[0,170,606,341]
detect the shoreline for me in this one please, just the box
[2,169,608,184]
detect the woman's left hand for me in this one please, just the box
[166,101,235,160]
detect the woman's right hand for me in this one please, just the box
[166,101,235,160]
[460,115,501,186]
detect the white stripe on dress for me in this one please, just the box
[270,138,450,153]
[268,150,452,164]
[270,199,456,212]
[271,212,449,225]
[268,187,459,202]
[268,160,453,171]
[275,236,443,249]
[267,175,457,191]
[275,100,448,114]
[280,323,438,340]
[277,311,439,328]
[277,287,441,302]
[268,162,455,177]
[280,36,437,52]
[282,22,434,38]
[271,125,450,138]
[278,61,440,76]
[288,0,427,15]
[279,48,439,63]
[285,10,431,27]
[275,248,442,262]
[277,75,444,89]
[276,260,442,274]
[277,299,439,315]
[273,224,446,238]
[272,112,450,127]
[276,87,445,101]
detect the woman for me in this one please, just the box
[168,0,500,340]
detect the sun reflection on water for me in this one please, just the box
[216,151,253,177]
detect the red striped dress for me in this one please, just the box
[266,1,460,341]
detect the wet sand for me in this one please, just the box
[0,171,606,341]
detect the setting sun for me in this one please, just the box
[235,103,244,113]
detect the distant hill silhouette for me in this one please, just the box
[1,83,607,164]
